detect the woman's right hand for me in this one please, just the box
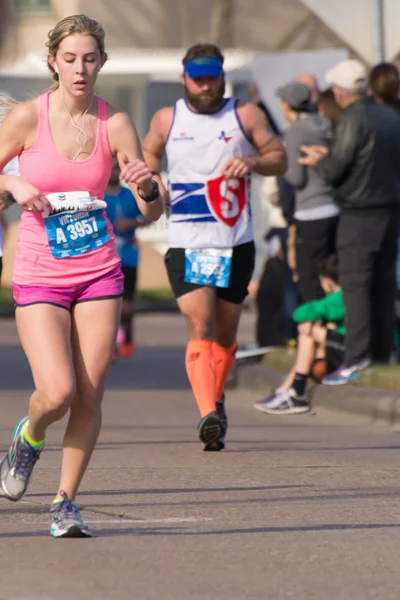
[7,176,50,212]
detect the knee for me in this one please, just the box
[311,323,325,341]
[188,316,213,340]
[37,382,76,419]
[72,386,103,420]
[297,322,312,336]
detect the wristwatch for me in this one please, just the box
[137,179,159,203]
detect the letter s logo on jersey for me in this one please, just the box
[207,175,246,227]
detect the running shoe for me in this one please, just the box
[322,360,371,386]
[0,417,43,501]
[197,411,224,452]
[254,388,310,415]
[50,491,92,538]
[119,342,135,358]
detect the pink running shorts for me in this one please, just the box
[13,264,124,311]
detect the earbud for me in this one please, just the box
[54,64,59,74]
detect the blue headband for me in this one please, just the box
[184,57,223,79]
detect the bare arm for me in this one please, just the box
[0,101,49,211]
[142,107,173,170]
[234,103,287,177]
[107,109,164,222]
[142,107,173,199]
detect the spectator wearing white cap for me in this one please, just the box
[299,59,400,385]
[276,81,338,303]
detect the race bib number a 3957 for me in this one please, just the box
[207,175,246,227]
[44,209,110,259]
[43,192,110,259]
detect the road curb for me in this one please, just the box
[236,362,400,427]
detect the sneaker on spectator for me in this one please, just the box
[254,388,310,415]
[322,360,371,386]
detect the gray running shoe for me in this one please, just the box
[50,491,92,538]
[254,388,310,415]
[0,416,43,501]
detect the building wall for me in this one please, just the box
[1,0,80,66]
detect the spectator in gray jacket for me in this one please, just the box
[277,81,339,302]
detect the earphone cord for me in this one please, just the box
[61,88,94,161]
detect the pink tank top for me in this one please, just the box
[14,91,120,286]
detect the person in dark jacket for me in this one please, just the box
[299,59,400,384]
[369,63,400,359]
[369,62,400,117]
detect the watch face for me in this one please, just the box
[140,180,159,202]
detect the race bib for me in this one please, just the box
[184,248,233,288]
[43,191,110,259]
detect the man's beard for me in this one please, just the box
[184,80,225,113]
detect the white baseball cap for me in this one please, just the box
[325,59,368,93]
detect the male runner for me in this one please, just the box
[143,43,287,451]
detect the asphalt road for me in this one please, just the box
[1,312,400,600]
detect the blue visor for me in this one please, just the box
[184,57,223,79]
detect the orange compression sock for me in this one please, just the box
[185,340,217,418]
[212,340,238,400]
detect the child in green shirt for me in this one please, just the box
[255,254,346,415]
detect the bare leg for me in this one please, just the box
[279,322,314,391]
[15,305,75,442]
[57,298,121,500]
[177,286,216,341]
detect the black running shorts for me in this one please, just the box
[164,241,255,305]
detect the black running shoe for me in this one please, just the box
[215,395,228,450]
[197,411,223,452]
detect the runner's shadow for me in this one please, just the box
[2,522,399,539]
[26,484,310,499]
[76,522,400,538]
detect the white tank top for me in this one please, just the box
[166,98,255,249]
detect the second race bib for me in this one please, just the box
[184,248,233,288]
